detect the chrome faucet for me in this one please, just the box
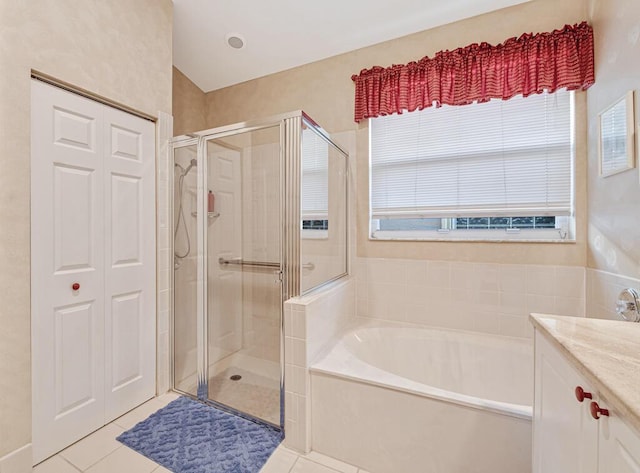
[616,288,640,322]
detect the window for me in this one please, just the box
[369,90,575,241]
[301,127,329,238]
[302,219,328,230]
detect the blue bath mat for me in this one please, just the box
[117,396,283,473]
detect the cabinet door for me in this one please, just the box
[533,333,598,473]
[598,412,640,473]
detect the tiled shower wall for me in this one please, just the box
[355,258,586,339]
[586,269,640,320]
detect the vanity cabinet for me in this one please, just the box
[533,332,640,473]
[599,413,640,472]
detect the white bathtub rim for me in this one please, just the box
[349,316,534,343]
[310,320,533,421]
[310,365,531,420]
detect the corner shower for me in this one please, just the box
[170,112,348,429]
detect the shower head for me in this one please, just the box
[183,158,197,175]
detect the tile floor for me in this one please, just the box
[33,393,370,473]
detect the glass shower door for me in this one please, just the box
[204,125,282,426]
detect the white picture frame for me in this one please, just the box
[598,90,636,177]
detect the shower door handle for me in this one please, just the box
[219,257,279,269]
[273,270,283,284]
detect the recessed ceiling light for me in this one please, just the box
[225,33,245,50]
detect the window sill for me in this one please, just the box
[301,230,328,240]
[370,232,575,243]
[370,237,576,243]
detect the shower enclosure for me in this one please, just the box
[170,112,348,428]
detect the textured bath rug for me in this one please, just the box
[117,396,283,473]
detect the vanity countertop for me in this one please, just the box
[530,313,640,434]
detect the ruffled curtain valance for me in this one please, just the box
[351,22,595,123]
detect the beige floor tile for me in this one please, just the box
[291,457,340,473]
[153,466,173,473]
[271,446,301,458]
[34,455,81,473]
[85,446,158,473]
[260,445,299,473]
[303,452,358,473]
[113,397,167,430]
[59,423,125,470]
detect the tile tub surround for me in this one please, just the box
[356,258,586,338]
[283,278,356,453]
[530,314,640,435]
[586,269,640,320]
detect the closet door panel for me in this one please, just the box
[32,80,157,463]
[103,107,156,422]
[31,80,106,464]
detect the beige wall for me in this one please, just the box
[173,66,207,136]
[586,0,640,279]
[0,0,172,457]
[204,0,590,266]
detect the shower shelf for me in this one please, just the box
[191,211,220,219]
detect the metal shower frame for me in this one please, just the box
[169,111,349,430]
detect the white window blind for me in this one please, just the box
[370,90,574,219]
[301,127,329,218]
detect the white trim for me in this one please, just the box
[301,229,328,240]
[370,215,573,242]
[156,111,173,396]
[0,443,32,472]
[370,230,574,242]
[371,223,572,241]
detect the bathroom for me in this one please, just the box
[1,0,640,472]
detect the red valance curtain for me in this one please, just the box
[351,22,595,123]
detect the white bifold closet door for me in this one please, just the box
[31,80,156,464]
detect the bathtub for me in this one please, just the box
[310,323,533,473]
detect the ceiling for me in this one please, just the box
[173,0,531,93]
